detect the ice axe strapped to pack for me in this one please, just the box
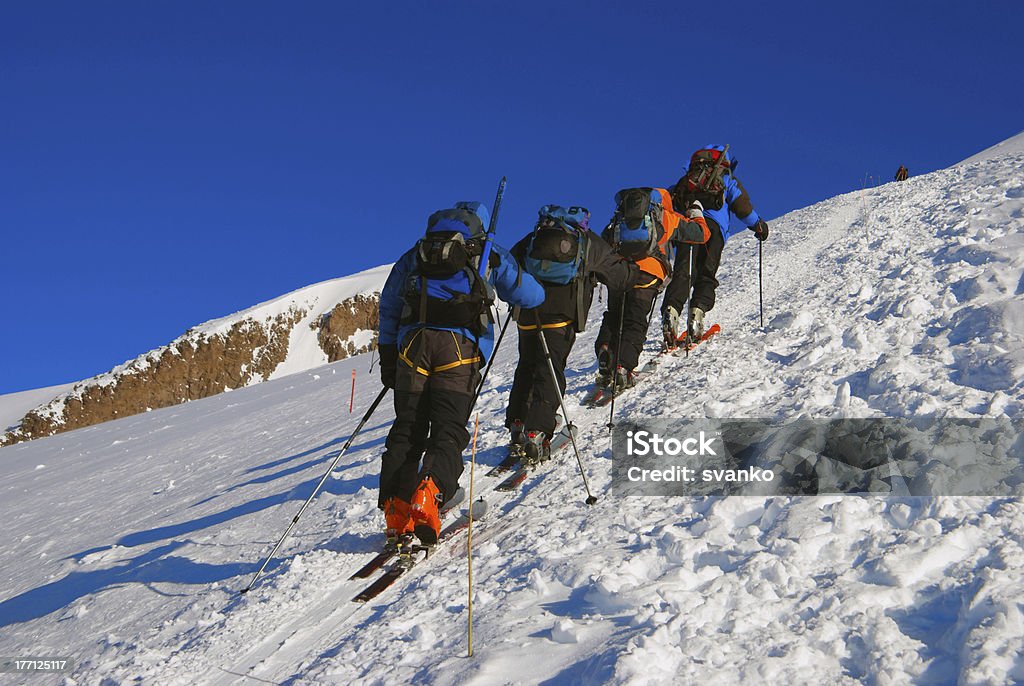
[676,144,736,211]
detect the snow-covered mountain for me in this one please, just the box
[0,265,390,447]
[1,133,1022,685]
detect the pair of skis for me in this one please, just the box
[644,323,722,372]
[349,422,578,602]
[583,324,721,408]
[347,488,468,583]
[491,423,579,491]
[351,496,488,603]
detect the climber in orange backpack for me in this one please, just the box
[593,187,709,390]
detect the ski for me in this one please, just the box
[348,487,466,580]
[486,446,526,477]
[352,498,488,603]
[583,382,614,408]
[642,324,721,373]
[583,325,722,409]
[495,425,578,492]
[588,381,633,408]
[487,416,563,477]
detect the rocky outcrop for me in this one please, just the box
[1,282,387,449]
[1,310,305,447]
[315,294,380,362]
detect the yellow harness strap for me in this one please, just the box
[634,276,660,290]
[399,329,481,376]
[517,320,572,331]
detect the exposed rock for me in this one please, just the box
[315,294,380,362]
[1,287,386,449]
[1,310,304,447]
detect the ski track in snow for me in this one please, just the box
[1,138,1023,685]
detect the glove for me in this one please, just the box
[750,218,769,242]
[378,343,398,389]
[685,199,704,219]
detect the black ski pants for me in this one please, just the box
[379,328,480,508]
[595,282,660,371]
[506,323,575,437]
[662,219,725,316]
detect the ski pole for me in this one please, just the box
[240,385,390,594]
[533,313,598,505]
[685,245,694,358]
[758,240,764,330]
[608,290,627,430]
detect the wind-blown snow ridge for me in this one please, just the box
[191,264,391,339]
[958,129,1024,166]
[0,138,1022,685]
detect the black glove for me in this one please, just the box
[750,218,769,242]
[378,343,398,389]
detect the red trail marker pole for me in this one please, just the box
[349,369,356,413]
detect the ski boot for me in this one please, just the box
[687,307,706,342]
[509,419,526,455]
[596,344,613,387]
[663,306,683,351]
[523,431,551,466]
[410,476,443,545]
[613,366,637,392]
[383,496,415,541]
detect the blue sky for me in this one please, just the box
[2,1,1021,394]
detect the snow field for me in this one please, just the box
[0,134,1022,684]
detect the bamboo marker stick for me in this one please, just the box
[467,413,479,657]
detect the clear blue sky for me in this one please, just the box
[2,1,1021,394]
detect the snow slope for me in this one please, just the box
[1,138,1023,685]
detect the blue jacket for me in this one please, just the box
[708,175,762,242]
[379,241,545,362]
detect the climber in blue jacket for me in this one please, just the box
[376,201,544,544]
[661,144,770,345]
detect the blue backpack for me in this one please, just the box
[606,188,665,260]
[524,205,590,285]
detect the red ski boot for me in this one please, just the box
[383,497,414,541]
[409,476,442,545]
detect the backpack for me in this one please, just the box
[524,205,589,285]
[606,188,665,260]
[679,145,733,211]
[402,208,494,335]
